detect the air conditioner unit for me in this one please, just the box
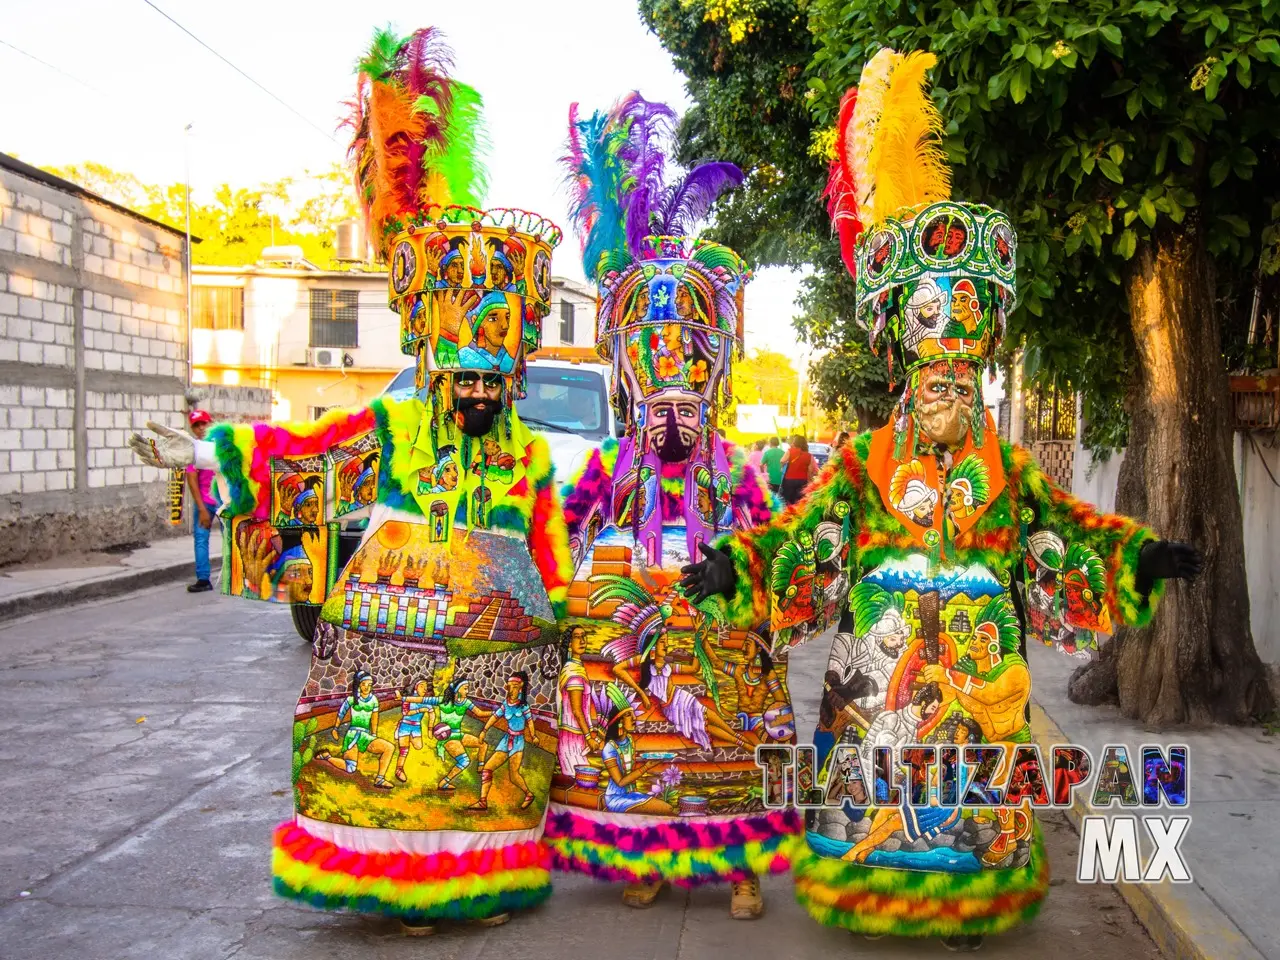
[310,348,346,368]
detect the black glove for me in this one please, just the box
[679,542,738,604]
[1135,540,1203,596]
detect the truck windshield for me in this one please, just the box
[520,366,609,441]
[381,364,610,441]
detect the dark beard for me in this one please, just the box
[652,407,693,463]
[455,397,503,437]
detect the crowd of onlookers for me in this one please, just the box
[746,431,851,506]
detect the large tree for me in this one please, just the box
[42,163,359,268]
[646,0,1278,724]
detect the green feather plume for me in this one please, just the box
[420,81,489,208]
[357,25,404,80]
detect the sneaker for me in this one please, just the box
[730,877,764,919]
[622,881,664,908]
[941,934,984,952]
[187,580,213,593]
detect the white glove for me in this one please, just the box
[128,420,196,469]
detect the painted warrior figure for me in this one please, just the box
[542,94,796,920]
[128,27,573,935]
[682,49,1201,951]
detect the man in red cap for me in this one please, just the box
[185,409,217,592]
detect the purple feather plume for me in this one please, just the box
[611,92,677,255]
[654,162,744,237]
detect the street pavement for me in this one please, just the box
[0,584,1165,960]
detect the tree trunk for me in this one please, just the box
[1073,226,1273,726]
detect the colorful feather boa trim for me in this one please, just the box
[792,823,1050,937]
[271,821,551,920]
[544,807,801,886]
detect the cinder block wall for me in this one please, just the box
[0,164,192,566]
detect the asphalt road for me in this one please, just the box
[0,584,1166,959]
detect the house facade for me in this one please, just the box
[192,262,600,420]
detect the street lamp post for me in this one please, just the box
[184,123,193,387]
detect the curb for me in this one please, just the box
[1029,701,1266,960]
[0,555,223,623]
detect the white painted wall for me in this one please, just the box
[1072,413,1278,669]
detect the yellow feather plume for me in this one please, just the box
[849,48,901,227]
[866,51,951,222]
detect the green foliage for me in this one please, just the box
[733,347,800,405]
[646,0,1280,458]
[42,162,361,268]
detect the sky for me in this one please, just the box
[0,0,814,366]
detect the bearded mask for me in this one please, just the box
[912,361,979,450]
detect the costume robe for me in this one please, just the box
[714,416,1163,937]
[204,398,573,921]
[543,437,804,886]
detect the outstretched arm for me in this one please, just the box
[682,441,868,631]
[1011,445,1201,629]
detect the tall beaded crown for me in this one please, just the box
[347,26,560,399]
[825,49,1017,378]
[561,93,749,433]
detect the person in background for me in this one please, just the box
[760,436,785,495]
[833,430,851,450]
[185,409,218,593]
[747,439,766,474]
[779,434,817,505]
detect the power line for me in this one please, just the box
[0,38,101,93]
[140,0,338,144]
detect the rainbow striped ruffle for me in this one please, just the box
[545,807,802,887]
[792,823,1050,937]
[271,821,551,921]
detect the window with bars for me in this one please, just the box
[192,286,244,330]
[1022,381,1078,442]
[309,406,334,420]
[309,289,360,348]
[559,299,575,344]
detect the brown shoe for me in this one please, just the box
[622,881,664,908]
[473,912,510,927]
[730,876,764,919]
[398,919,435,936]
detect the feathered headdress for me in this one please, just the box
[561,91,744,279]
[344,26,490,260]
[826,49,951,281]
[590,574,668,662]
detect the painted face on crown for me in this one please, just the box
[480,306,510,351]
[444,257,465,286]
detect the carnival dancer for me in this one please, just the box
[544,93,796,921]
[127,25,572,936]
[680,49,1202,951]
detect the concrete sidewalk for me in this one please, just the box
[1028,642,1280,960]
[0,528,222,622]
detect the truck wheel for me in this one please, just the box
[290,603,321,643]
